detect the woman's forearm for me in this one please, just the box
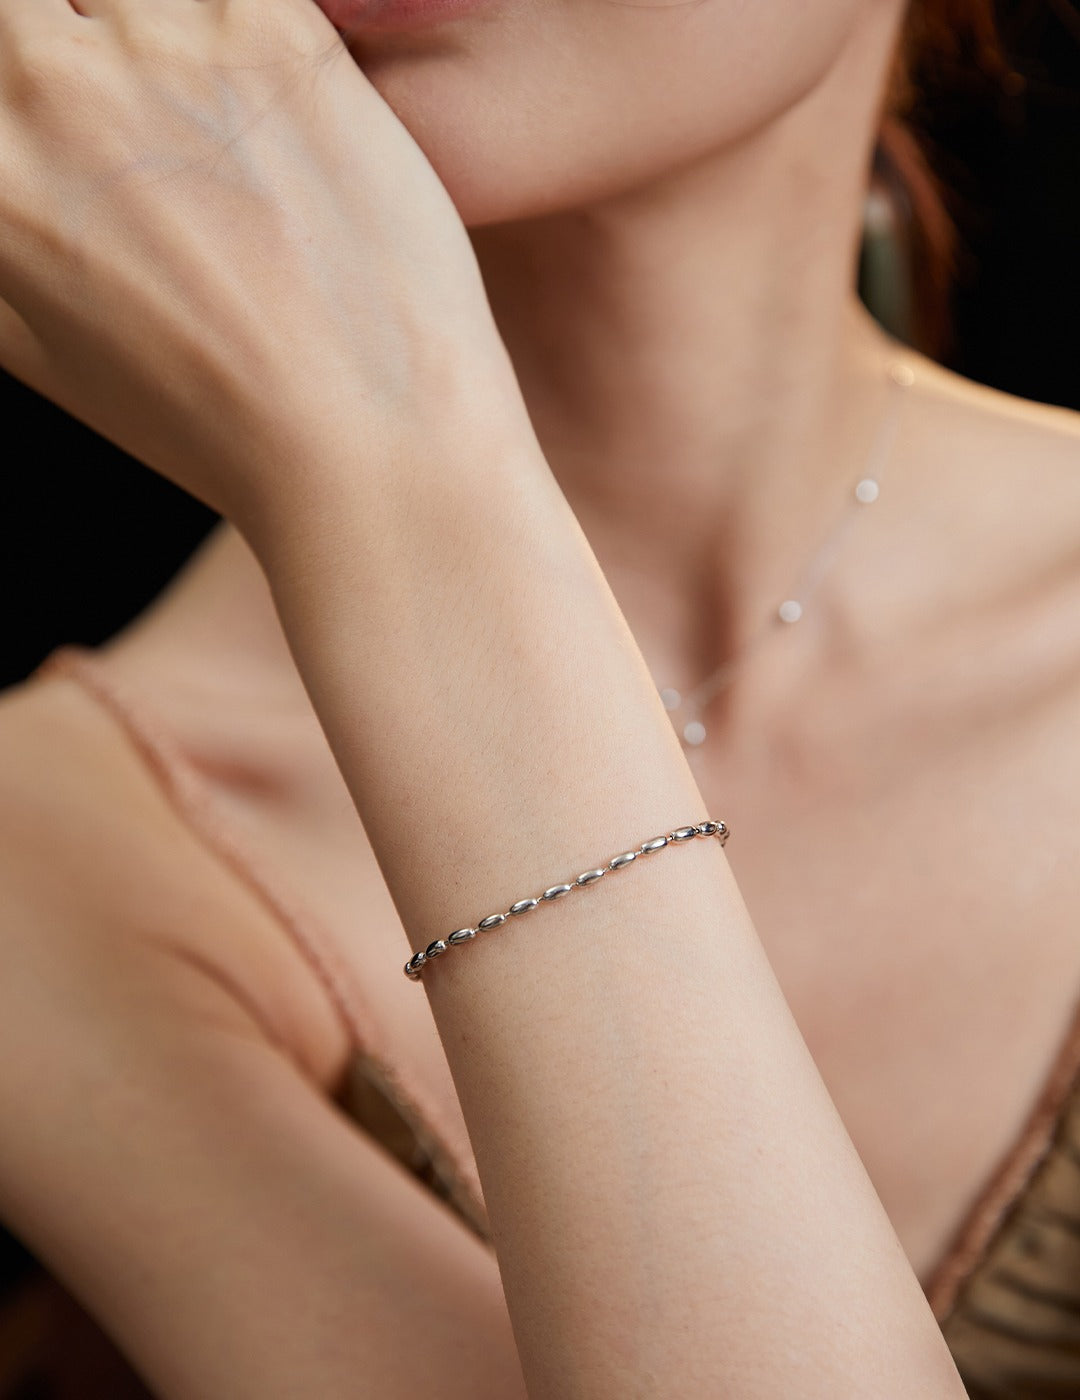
[256,432,966,1398]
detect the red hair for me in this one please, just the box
[876,0,1009,355]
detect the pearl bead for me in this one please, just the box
[890,362,915,388]
[855,477,880,504]
[777,599,803,624]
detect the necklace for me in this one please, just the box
[657,357,915,749]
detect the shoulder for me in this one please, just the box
[904,352,1080,498]
[0,664,351,1088]
[0,664,225,914]
[898,354,1080,628]
[876,354,1080,768]
[0,667,154,901]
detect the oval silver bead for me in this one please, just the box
[477,913,507,931]
[576,868,607,886]
[542,884,574,900]
[404,955,424,981]
[695,820,721,837]
[448,927,476,945]
[424,939,449,959]
[609,851,638,870]
[509,898,539,916]
[716,821,731,846]
[640,836,669,854]
[671,826,697,842]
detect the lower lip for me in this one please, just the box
[321,0,490,34]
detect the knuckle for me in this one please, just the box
[1,30,103,118]
[224,2,344,71]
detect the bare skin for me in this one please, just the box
[1,0,1079,1391]
[86,332,1080,1292]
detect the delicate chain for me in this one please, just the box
[404,818,730,981]
[658,359,915,748]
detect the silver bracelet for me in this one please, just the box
[403,818,730,982]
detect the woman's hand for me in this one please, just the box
[0,0,527,531]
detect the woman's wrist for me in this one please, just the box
[251,410,704,925]
[238,375,546,570]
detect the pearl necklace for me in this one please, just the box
[658,358,915,749]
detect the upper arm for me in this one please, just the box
[0,679,526,1398]
[0,944,526,1398]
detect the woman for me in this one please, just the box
[0,0,1076,1394]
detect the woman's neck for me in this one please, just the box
[104,0,908,713]
[469,0,906,664]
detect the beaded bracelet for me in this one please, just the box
[403,818,730,981]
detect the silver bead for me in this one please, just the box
[403,817,732,985]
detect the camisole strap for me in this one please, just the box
[936,1077,1080,1393]
[925,980,1080,1326]
[27,644,491,1243]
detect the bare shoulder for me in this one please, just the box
[895,353,1080,652]
[0,667,350,1087]
[862,349,1080,803]
[0,669,240,922]
[0,671,155,908]
[906,351,1080,498]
